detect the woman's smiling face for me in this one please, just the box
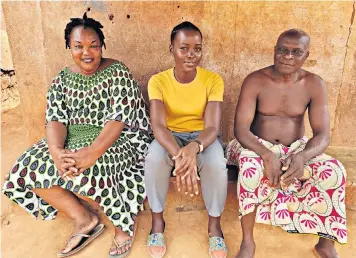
[171,29,203,73]
[69,26,102,75]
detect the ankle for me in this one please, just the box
[151,219,165,233]
[208,227,222,237]
[73,211,97,226]
[317,238,335,248]
[114,227,132,241]
[114,227,126,235]
[241,238,255,245]
[208,217,222,236]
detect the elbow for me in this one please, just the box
[322,134,331,151]
[206,126,219,138]
[212,127,219,137]
[234,127,243,141]
[234,127,239,139]
[325,134,331,146]
[234,128,239,139]
[314,130,330,147]
[152,123,166,138]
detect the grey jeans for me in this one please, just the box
[144,131,228,217]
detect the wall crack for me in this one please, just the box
[331,0,355,144]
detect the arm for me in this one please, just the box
[89,121,125,158]
[150,99,198,195]
[195,101,222,149]
[60,121,125,177]
[281,76,330,186]
[173,102,223,197]
[175,101,222,178]
[234,73,282,186]
[234,75,273,159]
[46,121,67,155]
[300,77,330,161]
[195,73,224,149]
[45,74,74,176]
[150,99,181,156]
[46,121,74,176]
[175,74,225,170]
[174,77,223,195]
[61,121,125,176]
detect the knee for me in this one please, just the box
[200,157,227,182]
[314,157,347,189]
[238,152,261,171]
[145,153,165,174]
[144,142,171,174]
[204,156,227,170]
[201,146,227,177]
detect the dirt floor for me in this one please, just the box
[1,107,355,258]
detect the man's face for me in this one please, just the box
[274,36,309,75]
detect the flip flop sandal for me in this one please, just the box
[109,238,133,258]
[57,223,105,257]
[208,235,228,258]
[108,222,138,258]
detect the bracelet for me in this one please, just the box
[192,140,204,153]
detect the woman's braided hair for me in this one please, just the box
[64,12,106,49]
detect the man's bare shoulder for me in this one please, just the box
[302,69,326,89]
[243,66,273,86]
[302,69,322,81]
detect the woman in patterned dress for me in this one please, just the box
[2,14,151,257]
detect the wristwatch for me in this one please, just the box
[193,140,204,153]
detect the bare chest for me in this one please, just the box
[257,85,310,117]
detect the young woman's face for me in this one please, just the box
[171,29,202,72]
[69,26,102,75]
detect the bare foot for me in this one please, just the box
[314,243,339,258]
[235,241,255,258]
[109,227,133,256]
[61,211,99,254]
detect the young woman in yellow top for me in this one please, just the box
[144,21,228,258]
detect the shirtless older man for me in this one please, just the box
[227,29,347,258]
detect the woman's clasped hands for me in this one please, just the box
[52,147,99,181]
[172,142,200,197]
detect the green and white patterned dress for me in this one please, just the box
[2,61,152,236]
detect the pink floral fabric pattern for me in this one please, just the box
[226,137,347,244]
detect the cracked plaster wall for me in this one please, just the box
[1,6,19,111]
[331,1,356,147]
[2,1,355,147]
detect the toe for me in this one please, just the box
[210,250,227,258]
[61,236,80,254]
[109,245,119,255]
[109,247,118,255]
[148,246,165,255]
[120,246,126,254]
